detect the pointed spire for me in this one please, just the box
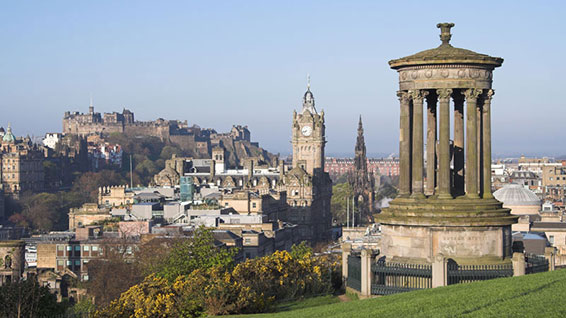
[307,73,311,90]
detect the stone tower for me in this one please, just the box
[212,146,226,174]
[291,81,326,176]
[348,116,375,223]
[286,81,332,241]
[378,23,517,265]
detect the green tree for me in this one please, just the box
[155,227,238,282]
[330,182,354,224]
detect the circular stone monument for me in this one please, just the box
[378,23,517,265]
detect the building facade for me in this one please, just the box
[325,157,399,181]
[0,124,45,198]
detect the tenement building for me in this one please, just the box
[378,23,517,265]
[325,157,399,180]
[0,124,45,198]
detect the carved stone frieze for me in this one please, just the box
[398,66,493,90]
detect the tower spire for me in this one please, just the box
[307,73,311,90]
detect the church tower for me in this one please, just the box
[291,80,326,175]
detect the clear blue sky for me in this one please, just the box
[1,1,564,157]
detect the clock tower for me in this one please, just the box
[291,82,326,175]
[286,79,332,242]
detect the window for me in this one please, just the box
[74,245,80,251]
[57,260,64,266]
[252,203,257,209]
[82,275,89,281]
[66,260,72,266]
[550,235,555,245]
[66,246,72,251]
[57,245,64,251]
[75,260,80,266]
[92,246,98,252]
[244,238,251,244]
[83,245,90,252]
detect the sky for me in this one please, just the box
[1,1,565,158]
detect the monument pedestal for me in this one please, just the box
[379,197,517,265]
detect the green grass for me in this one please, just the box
[240,269,566,317]
[273,295,340,312]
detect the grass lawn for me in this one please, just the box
[239,269,566,317]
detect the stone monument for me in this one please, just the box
[378,23,517,265]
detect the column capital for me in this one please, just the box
[436,88,453,100]
[464,88,483,101]
[409,89,429,102]
[483,89,495,101]
[396,90,410,103]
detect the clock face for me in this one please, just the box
[301,125,312,136]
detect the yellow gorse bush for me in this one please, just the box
[95,248,341,317]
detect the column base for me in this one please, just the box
[410,193,426,199]
[437,193,453,200]
[483,193,494,199]
[465,193,480,199]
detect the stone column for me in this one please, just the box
[453,91,465,196]
[477,100,483,196]
[360,248,372,297]
[482,89,494,198]
[426,93,437,196]
[464,88,482,198]
[512,252,526,276]
[398,91,412,197]
[410,90,428,198]
[545,247,556,271]
[342,243,352,280]
[437,89,452,199]
[432,254,447,287]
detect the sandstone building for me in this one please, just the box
[0,124,45,198]
[62,104,276,168]
[152,83,333,241]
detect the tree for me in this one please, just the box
[154,227,238,282]
[86,239,144,307]
[330,182,354,224]
[72,170,127,202]
[0,278,67,318]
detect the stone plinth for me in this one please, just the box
[379,197,516,264]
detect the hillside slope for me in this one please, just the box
[244,269,566,317]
